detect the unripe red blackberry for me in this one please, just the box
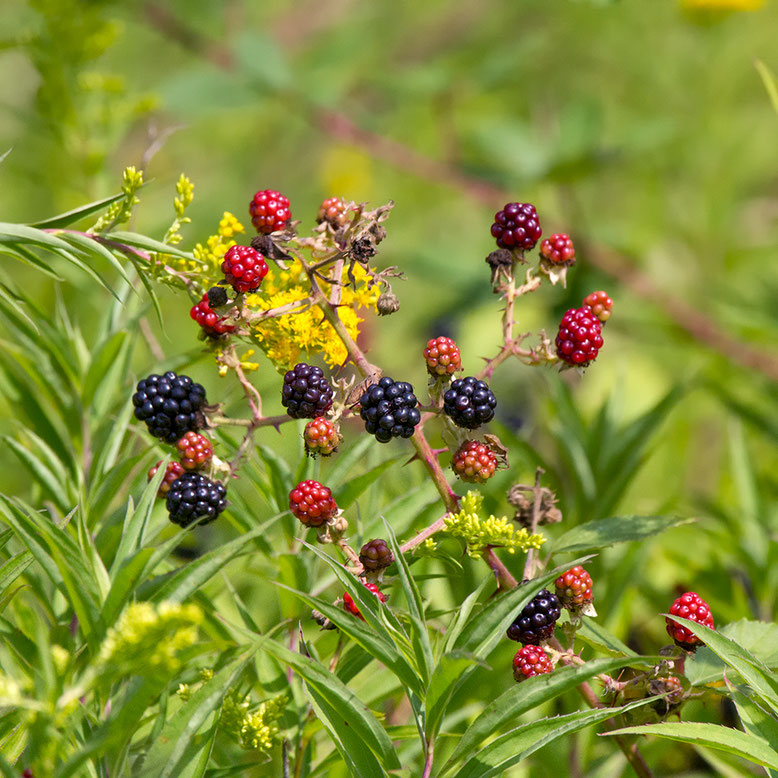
[166,472,227,527]
[317,197,349,227]
[190,294,235,337]
[282,363,334,419]
[583,290,613,323]
[303,417,342,457]
[666,592,714,651]
[249,189,291,234]
[359,539,394,571]
[539,233,576,265]
[359,377,421,443]
[221,245,268,294]
[451,440,497,483]
[343,581,386,621]
[506,588,562,645]
[554,565,593,611]
[512,645,554,681]
[443,376,497,429]
[148,460,185,497]
[289,480,339,527]
[132,372,208,443]
[491,202,542,251]
[555,306,603,366]
[424,336,462,377]
[649,676,685,713]
[175,431,213,471]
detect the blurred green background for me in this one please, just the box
[1,0,777,773]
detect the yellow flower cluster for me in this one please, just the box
[681,0,763,9]
[444,491,546,557]
[245,259,380,372]
[98,601,203,678]
[220,690,287,752]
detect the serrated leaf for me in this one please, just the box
[553,515,693,553]
[603,722,778,771]
[727,679,778,759]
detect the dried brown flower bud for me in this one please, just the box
[377,292,400,316]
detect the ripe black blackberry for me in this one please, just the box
[506,589,562,645]
[443,376,497,429]
[132,372,207,443]
[359,376,421,443]
[281,363,334,419]
[166,472,227,527]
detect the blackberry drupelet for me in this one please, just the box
[443,376,497,429]
[281,363,335,419]
[132,372,207,443]
[317,197,349,227]
[513,645,554,681]
[359,376,421,443]
[506,588,562,645]
[491,202,542,251]
[249,189,291,234]
[583,290,613,323]
[343,582,386,620]
[166,472,227,527]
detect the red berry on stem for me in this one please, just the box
[343,581,386,620]
[148,460,186,497]
[424,336,462,377]
[513,645,553,681]
[317,197,349,227]
[221,245,269,294]
[583,290,613,323]
[190,294,235,336]
[555,306,604,366]
[249,189,291,234]
[303,417,342,457]
[289,480,339,527]
[175,431,214,471]
[451,440,497,483]
[539,233,576,265]
[491,202,542,251]
[554,565,593,611]
[359,539,394,571]
[666,592,714,650]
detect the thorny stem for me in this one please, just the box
[336,539,361,567]
[411,427,459,513]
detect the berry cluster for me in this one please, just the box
[424,336,461,377]
[132,372,207,443]
[555,305,604,367]
[539,233,576,265]
[506,589,562,645]
[451,440,497,483]
[443,377,497,429]
[221,244,268,294]
[190,294,235,337]
[343,582,386,620]
[289,480,339,527]
[282,363,334,419]
[303,418,341,457]
[317,197,349,228]
[249,189,291,234]
[148,460,185,497]
[554,565,593,611]
[359,377,421,443]
[512,645,554,681]
[166,472,227,528]
[491,202,542,251]
[666,592,714,651]
[583,290,613,323]
[359,539,394,571]
[176,431,214,471]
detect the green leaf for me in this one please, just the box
[442,656,661,774]
[263,637,401,770]
[425,651,487,739]
[603,722,778,771]
[333,456,401,510]
[0,551,33,600]
[727,679,778,759]
[448,699,654,778]
[106,230,192,260]
[756,59,778,115]
[28,192,125,229]
[553,515,694,554]
[56,230,135,289]
[576,618,639,657]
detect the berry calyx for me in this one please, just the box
[317,197,349,228]
[303,417,342,457]
[289,480,339,527]
[166,472,227,527]
[282,363,335,419]
[148,460,186,497]
[583,290,613,323]
[539,233,576,265]
[249,189,291,234]
[554,565,593,611]
[443,376,497,429]
[359,539,394,571]
[175,431,214,471]
[132,372,208,444]
[506,588,562,645]
[343,581,386,620]
[190,294,235,337]
[424,336,462,377]
[451,440,497,483]
[491,202,542,251]
[555,306,604,366]
[512,645,554,681]
[221,245,269,294]
[359,377,421,443]
[666,592,714,651]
